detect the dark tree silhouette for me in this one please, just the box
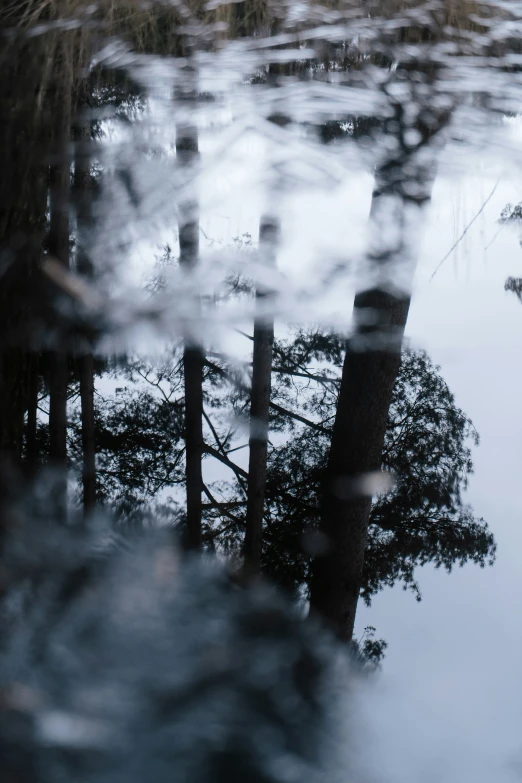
[309,15,458,639]
[261,337,495,603]
[88,375,186,516]
[73,60,98,514]
[78,330,494,610]
[0,29,50,466]
[47,41,73,478]
[176,65,204,550]
[244,217,279,574]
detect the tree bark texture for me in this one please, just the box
[243,217,279,573]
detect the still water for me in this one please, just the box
[1,2,522,781]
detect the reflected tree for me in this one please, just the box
[72,328,494,612]
[92,364,186,516]
[0,0,509,657]
[47,38,74,520]
[307,0,495,641]
[499,202,522,302]
[74,68,98,514]
[0,27,52,468]
[310,103,450,639]
[264,335,495,602]
[243,218,279,575]
[176,67,205,551]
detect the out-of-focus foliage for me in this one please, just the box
[2,0,522,341]
[505,276,522,301]
[0,509,353,783]
[500,203,522,225]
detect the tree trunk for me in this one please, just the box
[48,352,68,463]
[176,71,203,550]
[25,354,39,474]
[243,217,279,574]
[79,353,96,512]
[47,45,72,516]
[74,64,97,515]
[183,344,204,550]
[309,71,450,642]
[309,285,412,641]
[0,33,49,470]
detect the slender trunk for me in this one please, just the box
[309,72,450,641]
[243,217,279,574]
[74,64,97,514]
[26,354,39,473]
[177,70,203,550]
[79,352,96,512]
[48,352,68,463]
[47,45,72,516]
[183,343,204,550]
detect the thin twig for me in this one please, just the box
[204,445,248,481]
[484,222,506,250]
[430,179,500,282]
[269,401,330,435]
[234,328,254,341]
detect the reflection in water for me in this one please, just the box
[0,1,521,781]
[501,201,522,301]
